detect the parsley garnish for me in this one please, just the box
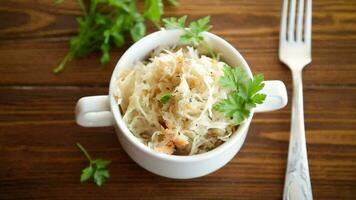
[162,16,216,58]
[162,15,187,29]
[159,93,172,104]
[214,65,266,124]
[54,0,178,73]
[77,143,111,186]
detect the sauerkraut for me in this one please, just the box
[114,46,237,155]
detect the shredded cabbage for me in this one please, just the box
[114,46,237,155]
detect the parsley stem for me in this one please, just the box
[53,53,72,74]
[76,143,93,163]
[201,41,216,60]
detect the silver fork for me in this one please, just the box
[279,0,313,199]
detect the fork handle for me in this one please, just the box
[283,70,313,200]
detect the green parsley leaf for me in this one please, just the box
[100,42,110,64]
[182,16,211,45]
[163,15,215,58]
[80,166,94,182]
[251,93,266,104]
[162,15,187,29]
[213,93,250,124]
[189,16,211,34]
[54,0,178,73]
[130,22,146,42]
[240,74,266,108]
[92,159,111,169]
[144,0,163,24]
[159,93,173,104]
[219,65,249,90]
[94,169,110,186]
[214,65,266,125]
[248,74,265,96]
[76,143,111,187]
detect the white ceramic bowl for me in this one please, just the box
[75,30,288,179]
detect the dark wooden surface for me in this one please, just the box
[1,0,355,199]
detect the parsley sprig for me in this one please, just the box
[77,143,111,186]
[54,0,178,73]
[159,93,173,104]
[162,16,216,59]
[214,65,266,124]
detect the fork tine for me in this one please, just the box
[304,0,312,44]
[296,0,305,41]
[280,0,289,42]
[288,0,297,41]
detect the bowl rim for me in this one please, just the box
[108,29,255,162]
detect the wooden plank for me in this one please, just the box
[0,0,355,86]
[1,0,355,199]
[0,86,355,199]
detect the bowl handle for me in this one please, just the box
[254,80,288,113]
[75,95,114,127]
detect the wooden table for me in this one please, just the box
[1,0,355,199]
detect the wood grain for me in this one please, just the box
[0,0,356,86]
[0,0,356,199]
[0,86,355,200]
